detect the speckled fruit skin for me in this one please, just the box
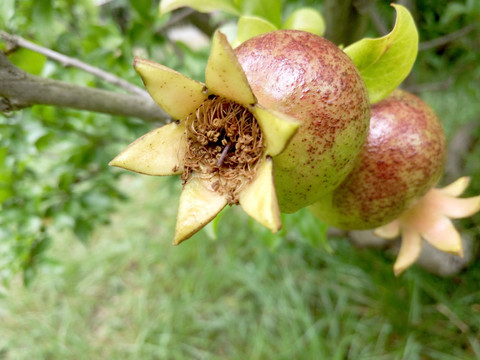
[309,90,447,229]
[234,30,370,213]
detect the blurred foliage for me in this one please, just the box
[160,0,283,27]
[1,0,480,287]
[0,0,209,284]
[414,0,480,84]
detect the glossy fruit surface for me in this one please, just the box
[234,30,370,213]
[309,89,446,229]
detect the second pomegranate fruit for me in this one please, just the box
[309,89,446,229]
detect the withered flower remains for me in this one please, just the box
[110,31,298,244]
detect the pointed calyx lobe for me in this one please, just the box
[133,57,208,120]
[375,177,480,275]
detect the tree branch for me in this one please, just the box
[323,0,370,46]
[419,24,478,51]
[368,3,389,35]
[156,8,196,33]
[402,76,456,93]
[1,31,150,98]
[0,51,169,123]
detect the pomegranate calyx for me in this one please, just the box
[375,177,480,275]
[110,31,298,244]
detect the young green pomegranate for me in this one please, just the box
[234,30,370,213]
[309,90,480,274]
[110,29,370,243]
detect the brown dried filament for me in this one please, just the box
[182,96,264,204]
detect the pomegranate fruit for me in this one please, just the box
[234,30,370,213]
[308,89,446,229]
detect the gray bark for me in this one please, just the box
[0,52,169,123]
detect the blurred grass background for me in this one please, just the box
[1,0,480,358]
[2,176,480,359]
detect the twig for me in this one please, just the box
[0,51,168,123]
[0,31,149,98]
[402,76,455,93]
[368,4,389,35]
[419,24,478,51]
[157,8,196,33]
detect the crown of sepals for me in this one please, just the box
[110,31,299,245]
[375,177,480,275]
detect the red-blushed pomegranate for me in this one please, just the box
[309,89,446,229]
[234,30,370,213]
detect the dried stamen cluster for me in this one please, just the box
[182,96,264,203]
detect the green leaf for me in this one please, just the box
[129,0,153,20]
[233,16,277,47]
[283,8,325,36]
[240,0,282,28]
[0,147,8,165]
[74,218,93,243]
[0,187,13,204]
[344,4,418,104]
[204,206,229,240]
[159,0,240,16]
[441,2,467,25]
[285,208,332,252]
[35,132,55,151]
[8,48,47,76]
[159,0,281,27]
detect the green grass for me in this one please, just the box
[1,175,480,360]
